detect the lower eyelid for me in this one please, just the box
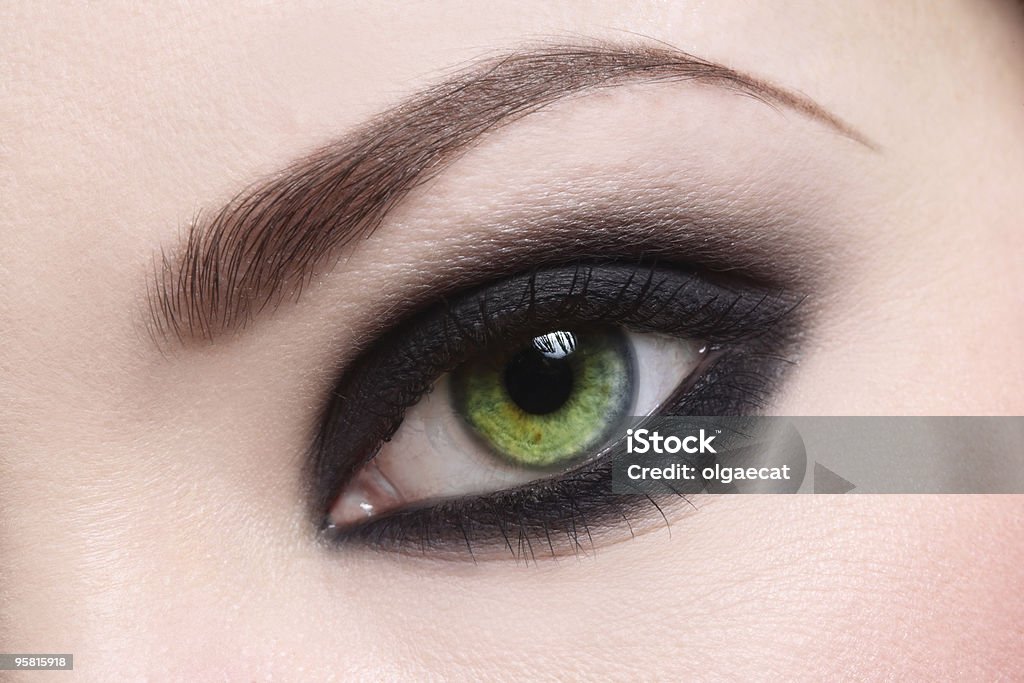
[324,459,695,561]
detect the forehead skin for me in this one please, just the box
[2,1,1023,680]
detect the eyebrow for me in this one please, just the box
[147,42,871,346]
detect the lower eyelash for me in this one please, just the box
[325,462,654,561]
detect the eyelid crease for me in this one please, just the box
[311,203,825,370]
[145,41,870,349]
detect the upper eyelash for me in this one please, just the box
[312,260,804,556]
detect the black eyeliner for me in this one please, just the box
[309,259,804,556]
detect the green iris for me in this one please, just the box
[450,329,635,468]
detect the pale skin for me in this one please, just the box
[2,1,1023,680]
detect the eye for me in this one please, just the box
[329,327,704,527]
[312,261,802,558]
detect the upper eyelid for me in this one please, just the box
[295,205,822,365]
[144,41,872,349]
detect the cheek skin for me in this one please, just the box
[316,497,1021,679]
[128,497,1022,679]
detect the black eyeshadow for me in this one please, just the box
[309,259,805,558]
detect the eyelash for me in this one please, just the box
[312,259,803,559]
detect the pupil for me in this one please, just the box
[503,332,577,415]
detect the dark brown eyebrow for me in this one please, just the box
[147,42,871,346]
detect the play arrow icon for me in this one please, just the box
[814,463,855,493]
